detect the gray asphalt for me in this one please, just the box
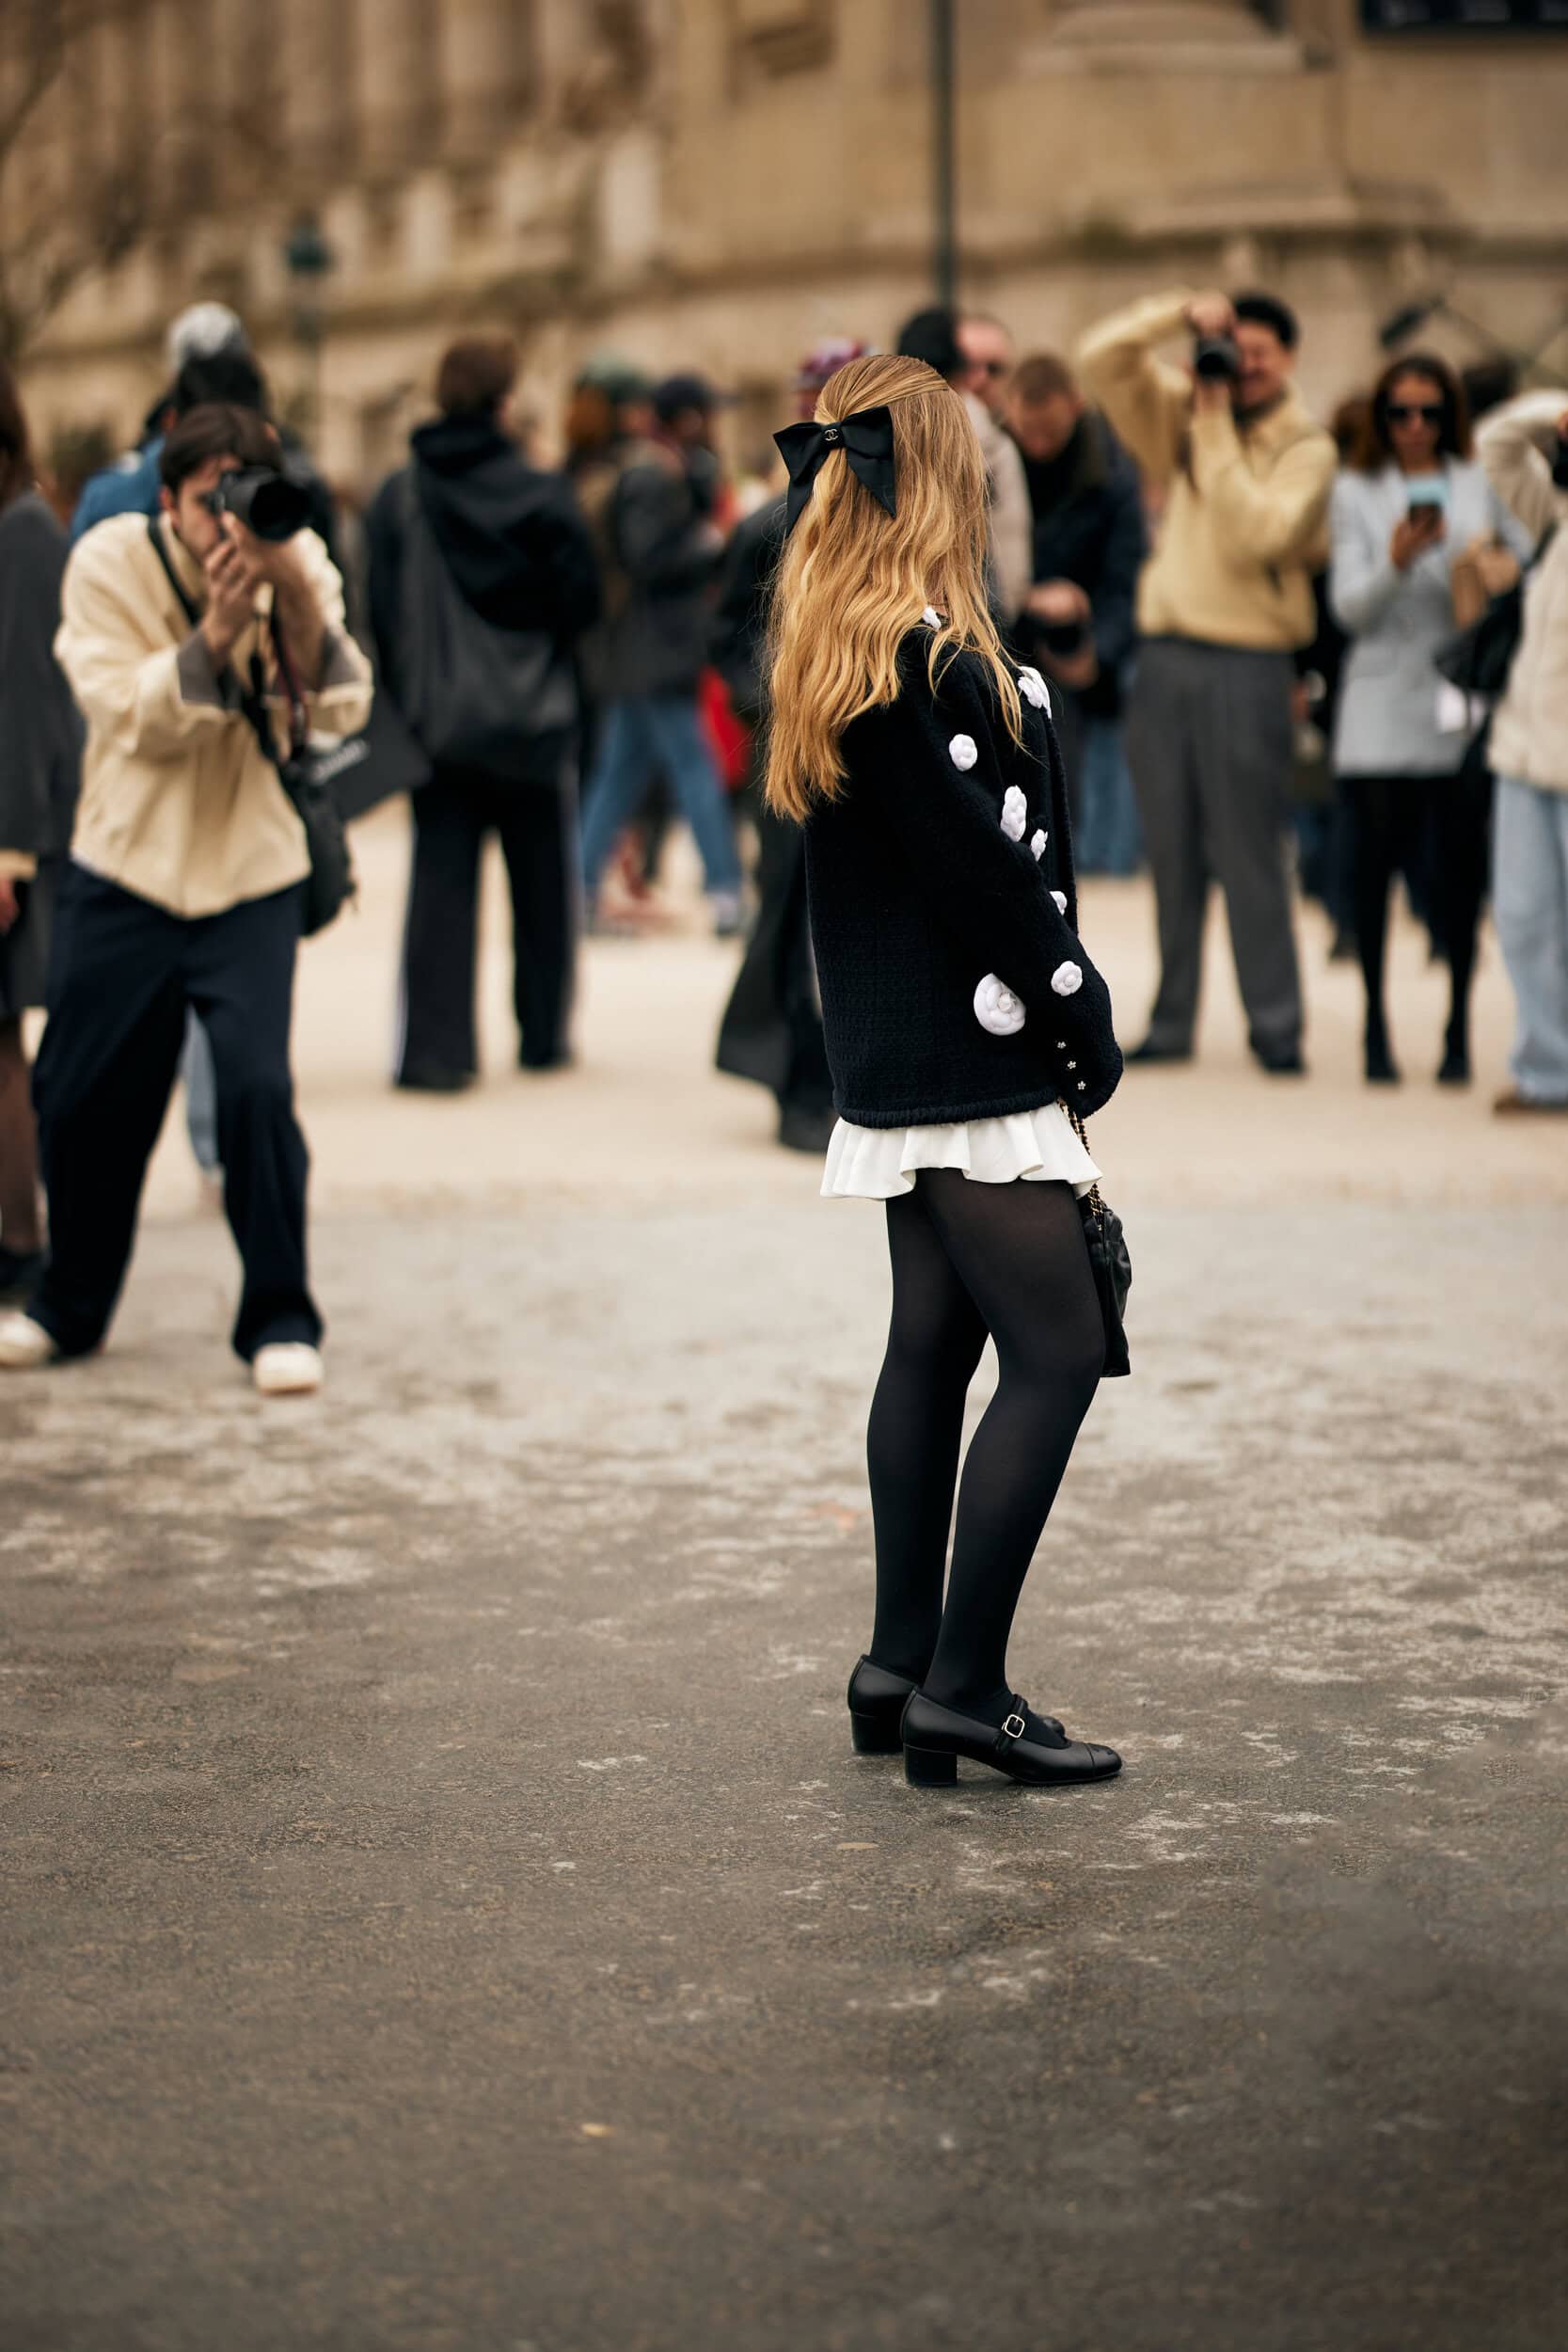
[4,1202,1566,2352]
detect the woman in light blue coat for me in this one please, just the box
[1329,355,1529,1085]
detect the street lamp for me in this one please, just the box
[282,214,335,441]
[929,0,957,310]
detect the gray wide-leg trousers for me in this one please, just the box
[1124,636,1303,1057]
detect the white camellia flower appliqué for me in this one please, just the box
[1000,786,1028,842]
[921,605,943,629]
[1031,830,1047,862]
[1052,890,1068,913]
[1051,961,1084,997]
[948,733,978,771]
[974,975,1025,1037]
[1017,666,1052,711]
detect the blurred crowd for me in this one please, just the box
[1,276,1566,1385]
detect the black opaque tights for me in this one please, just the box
[1345,770,1490,1056]
[864,1171,1104,1717]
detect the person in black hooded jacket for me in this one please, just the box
[366,338,601,1089]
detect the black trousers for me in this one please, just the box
[30,866,320,1362]
[397,769,577,1080]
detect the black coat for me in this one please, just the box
[364,415,600,718]
[1016,413,1145,720]
[576,437,720,703]
[804,630,1123,1127]
[708,493,784,724]
[0,491,82,863]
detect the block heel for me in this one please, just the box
[905,1744,959,1788]
[845,1656,918,1757]
[850,1710,902,1756]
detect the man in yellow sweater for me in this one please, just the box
[0,405,372,1394]
[1077,288,1336,1073]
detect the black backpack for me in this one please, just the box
[394,471,576,785]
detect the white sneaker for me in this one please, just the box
[252,1342,324,1397]
[0,1311,58,1370]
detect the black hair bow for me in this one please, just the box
[772,404,896,535]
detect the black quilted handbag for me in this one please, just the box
[1069,1108,1132,1378]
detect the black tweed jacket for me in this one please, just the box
[803,628,1123,1127]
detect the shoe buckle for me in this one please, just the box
[1002,1711,1027,1741]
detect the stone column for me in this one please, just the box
[355,0,437,174]
[437,0,524,159]
[280,0,355,186]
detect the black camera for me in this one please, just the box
[202,465,311,544]
[1041,616,1087,656]
[1551,434,1568,491]
[1193,335,1242,384]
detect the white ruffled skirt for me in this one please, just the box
[821,1102,1100,1200]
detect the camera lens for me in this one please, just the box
[1193,335,1242,383]
[216,465,312,543]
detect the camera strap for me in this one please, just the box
[144,512,306,773]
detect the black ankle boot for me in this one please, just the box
[1437,1024,1470,1087]
[847,1657,919,1755]
[1365,1024,1400,1085]
[901,1690,1122,1788]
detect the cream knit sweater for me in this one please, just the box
[1077,290,1335,654]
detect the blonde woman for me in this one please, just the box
[768,354,1124,1789]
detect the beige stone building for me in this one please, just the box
[11,0,1568,490]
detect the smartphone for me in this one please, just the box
[1406,482,1449,530]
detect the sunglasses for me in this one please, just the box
[972,358,1009,379]
[1387,403,1445,426]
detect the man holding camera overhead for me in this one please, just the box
[1079,289,1336,1074]
[0,403,372,1395]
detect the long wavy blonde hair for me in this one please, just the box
[763,352,1022,822]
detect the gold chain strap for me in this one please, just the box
[1065,1101,1104,1216]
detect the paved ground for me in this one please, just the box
[5,810,1567,2350]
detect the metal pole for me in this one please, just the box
[930,0,956,310]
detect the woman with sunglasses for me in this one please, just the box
[1329,355,1529,1084]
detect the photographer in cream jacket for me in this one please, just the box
[1078,287,1336,1076]
[0,403,372,1394]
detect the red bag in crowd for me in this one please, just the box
[699,665,752,792]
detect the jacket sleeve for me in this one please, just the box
[1490,481,1537,568]
[972,401,1033,623]
[536,482,603,639]
[612,462,715,596]
[363,472,404,698]
[0,508,65,871]
[1076,290,1195,485]
[847,658,1121,1102]
[1477,389,1568,547]
[1189,409,1336,567]
[1327,469,1402,636]
[265,532,373,741]
[1092,461,1147,679]
[55,528,246,762]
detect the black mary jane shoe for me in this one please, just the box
[847,1656,920,1756]
[901,1690,1122,1789]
